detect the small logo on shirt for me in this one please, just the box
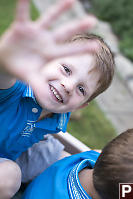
[21,121,36,137]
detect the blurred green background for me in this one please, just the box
[0,0,117,149]
[90,0,133,61]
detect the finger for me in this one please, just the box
[15,0,30,22]
[38,0,75,28]
[43,41,99,61]
[53,15,97,42]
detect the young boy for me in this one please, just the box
[0,0,114,198]
[22,129,133,199]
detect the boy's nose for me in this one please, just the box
[61,82,74,96]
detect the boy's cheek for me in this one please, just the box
[67,102,84,112]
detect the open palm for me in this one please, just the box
[0,0,97,97]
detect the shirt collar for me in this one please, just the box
[57,112,71,132]
[68,159,96,199]
[22,84,36,101]
[36,112,71,132]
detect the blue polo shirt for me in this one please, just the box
[22,150,100,199]
[0,81,71,160]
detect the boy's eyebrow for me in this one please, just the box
[60,61,74,69]
[88,65,97,75]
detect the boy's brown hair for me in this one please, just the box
[93,129,133,199]
[71,34,115,102]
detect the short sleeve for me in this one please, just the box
[0,81,26,104]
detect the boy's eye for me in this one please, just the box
[78,85,85,95]
[62,65,71,75]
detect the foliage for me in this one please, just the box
[0,0,16,35]
[0,0,39,35]
[90,0,133,61]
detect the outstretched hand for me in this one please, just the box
[0,0,97,91]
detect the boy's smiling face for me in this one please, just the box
[36,54,100,113]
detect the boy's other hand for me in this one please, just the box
[93,149,101,153]
[0,0,97,88]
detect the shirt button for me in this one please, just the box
[32,108,38,113]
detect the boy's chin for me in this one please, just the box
[40,105,68,114]
[38,100,77,113]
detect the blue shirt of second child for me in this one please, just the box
[22,150,100,199]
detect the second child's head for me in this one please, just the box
[93,129,133,199]
[37,34,114,113]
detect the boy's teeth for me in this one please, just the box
[53,90,57,95]
[50,85,63,102]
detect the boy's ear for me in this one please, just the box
[77,102,89,110]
